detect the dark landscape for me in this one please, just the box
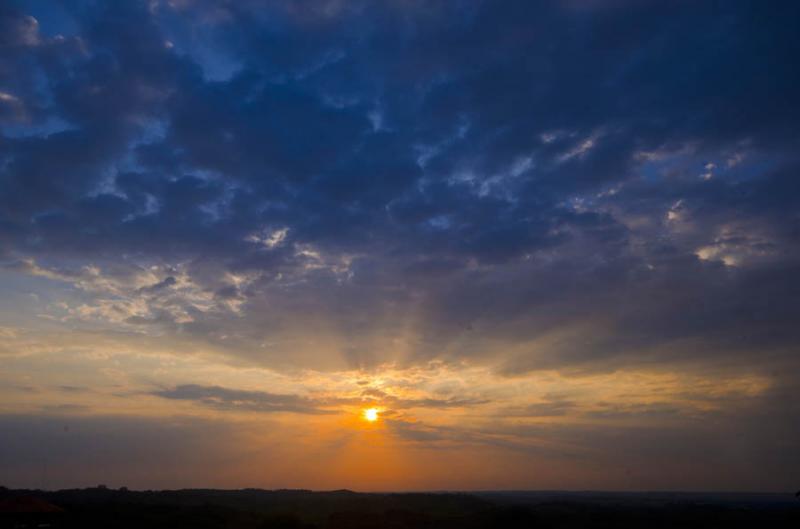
[1,487,799,529]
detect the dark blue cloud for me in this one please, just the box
[0,0,798,376]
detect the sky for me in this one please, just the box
[1,0,799,492]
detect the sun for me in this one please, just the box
[363,408,379,422]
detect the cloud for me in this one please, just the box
[150,384,338,414]
[357,386,488,408]
[0,0,796,377]
[149,382,489,415]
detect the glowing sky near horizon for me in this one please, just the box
[1,0,799,492]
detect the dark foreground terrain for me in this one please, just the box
[1,487,798,529]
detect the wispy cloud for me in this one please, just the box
[151,384,339,414]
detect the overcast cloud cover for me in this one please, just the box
[1,0,799,491]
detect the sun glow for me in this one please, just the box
[363,408,379,422]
